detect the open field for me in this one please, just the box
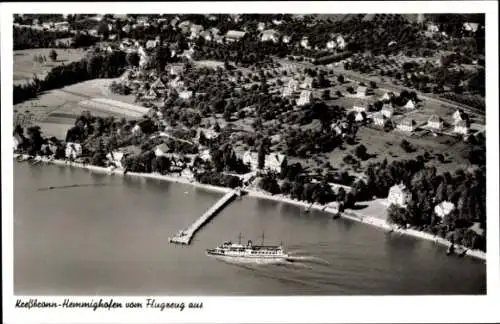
[14,78,144,139]
[13,48,87,84]
[326,125,472,175]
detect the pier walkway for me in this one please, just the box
[169,189,241,245]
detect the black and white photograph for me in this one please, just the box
[2,1,499,323]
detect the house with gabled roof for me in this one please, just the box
[225,30,246,42]
[404,99,416,110]
[297,90,312,106]
[260,29,280,43]
[387,183,412,208]
[372,112,388,126]
[397,118,416,132]
[150,78,167,94]
[434,201,455,220]
[381,103,394,118]
[454,120,470,135]
[353,101,368,113]
[427,115,444,130]
[453,109,469,125]
[355,111,366,122]
[355,85,368,98]
[380,92,392,101]
[143,88,159,100]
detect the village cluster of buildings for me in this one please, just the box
[349,87,473,136]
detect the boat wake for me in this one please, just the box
[37,183,115,191]
[285,254,331,266]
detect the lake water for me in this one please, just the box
[14,163,486,295]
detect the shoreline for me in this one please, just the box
[15,154,486,261]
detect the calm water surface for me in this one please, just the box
[14,163,486,295]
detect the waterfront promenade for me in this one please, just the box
[168,189,240,245]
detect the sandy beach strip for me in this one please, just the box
[15,154,486,261]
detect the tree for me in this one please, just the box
[354,144,368,160]
[337,75,344,83]
[322,89,331,100]
[126,52,140,67]
[49,49,58,62]
[257,144,266,170]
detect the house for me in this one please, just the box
[453,109,469,125]
[106,151,125,168]
[397,119,416,132]
[200,30,212,42]
[154,143,170,157]
[353,101,368,113]
[65,143,82,160]
[404,99,416,110]
[178,20,192,34]
[13,133,24,151]
[463,22,479,33]
[150,78,167,94]
[257,22,266,31]
[330,123,343,135]
[381,92,392,101]
[372,113,387,126]
[179,90,193,100]
[434,201,455,219]
[300,36,310,49]
[355,111,366,122]
[190,24,204,39]
[143,88,159,100]
[225,30,246,42]
[260,29,280,43]
[181,168,195,181]
[326,39,337,50]
[336,35,346,50]
[169,64,184,76]
[297,90,312,106]
[355,86,368,98]
[282,35,291,44]
[199,149,212,161]
[427,115,444,130]
[282,79,298,97]
[300,76,313,89]
[427,23,440,33]
[168,77,184,89]
[131,124,143,135]
[242,151,285,173]
[387,183,412,207]
[454,120,470,135]
[145,39,158,50]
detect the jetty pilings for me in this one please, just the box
[169,189,241,245]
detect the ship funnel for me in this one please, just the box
[247,240,252,247]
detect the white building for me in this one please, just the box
[181,168,195,181]
[355,86,368,98]
[179,90,193,100]
[150,78,167,94]
[353,101,368,113]
[242,151,285,173]
[106,151,126,169]
[190,24,204,39]
[300,36,310,49]
[381,104,394,118]
[131,124,142,135]
[427,115,444,130]
[355,111,365,122]
[154,143,170,157]
[336,35,346,50]
[404,99,416,110]
[260,29,280,43]
[257,22,266,31]
[380,92,391,101]
[434,201,455,219]
[297,90,312,106]
[372,113,387,126]
[326,39,337,50]
[225,30,246,42]
[142,88,159,100]
[397,119,416,132]
[282,79,298,97]
[199,149,212,161]
[282,35,291,44]
[65,143,82,159]
[427,23,440,33]
[463,22,479,33]
[453,109,468,125]
[454,120,470,135]
[387,183,412,207]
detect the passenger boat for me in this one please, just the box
[206,233,289,261]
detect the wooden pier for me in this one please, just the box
[168,189,241,245]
